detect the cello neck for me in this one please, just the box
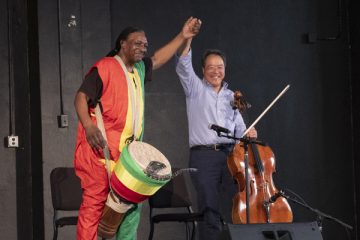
[249,142,264,173]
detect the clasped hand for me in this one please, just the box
[182,16,202,39]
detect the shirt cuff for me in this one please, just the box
[175,49,192,60]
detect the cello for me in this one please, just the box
[227,88,293,224]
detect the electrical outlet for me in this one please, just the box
[6,135,19,148]
[57,114,69,128]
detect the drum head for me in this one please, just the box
[128,141,171,177]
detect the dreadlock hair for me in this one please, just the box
[106,26,144,57]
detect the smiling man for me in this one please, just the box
[175,38,257,240]
[73,17,201,240]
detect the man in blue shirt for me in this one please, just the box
[175,32,257,240]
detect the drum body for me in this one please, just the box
[98,141,171,238]
[98,191,132,238]
[110,141,172,203]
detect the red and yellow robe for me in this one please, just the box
[74,57,147,240]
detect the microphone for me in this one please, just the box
[208,124,231,134]
[266,190,284,204]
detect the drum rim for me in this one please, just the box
[120,143,171,186]
[113,160,163,194]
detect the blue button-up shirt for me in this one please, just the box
[175,50,246,147]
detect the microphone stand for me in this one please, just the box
[217,132,264,224]
[278,190,353,231]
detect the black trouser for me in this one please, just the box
[189,146,235,240]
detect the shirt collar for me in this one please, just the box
[202,78,229,92]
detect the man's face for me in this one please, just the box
[202,54,225,90]
[121,31,148,64]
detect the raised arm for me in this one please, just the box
[178,38,192,56]
[151,17,201,70]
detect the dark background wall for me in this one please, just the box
[350,0,360,239]
[0,0,359,239]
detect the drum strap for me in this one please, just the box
[95,104,113,191]
[114,55,142,140]
[94,55,142,191]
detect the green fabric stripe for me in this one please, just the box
[134,61,145,141]
[121,145,170,186]
[116,203,142,240]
